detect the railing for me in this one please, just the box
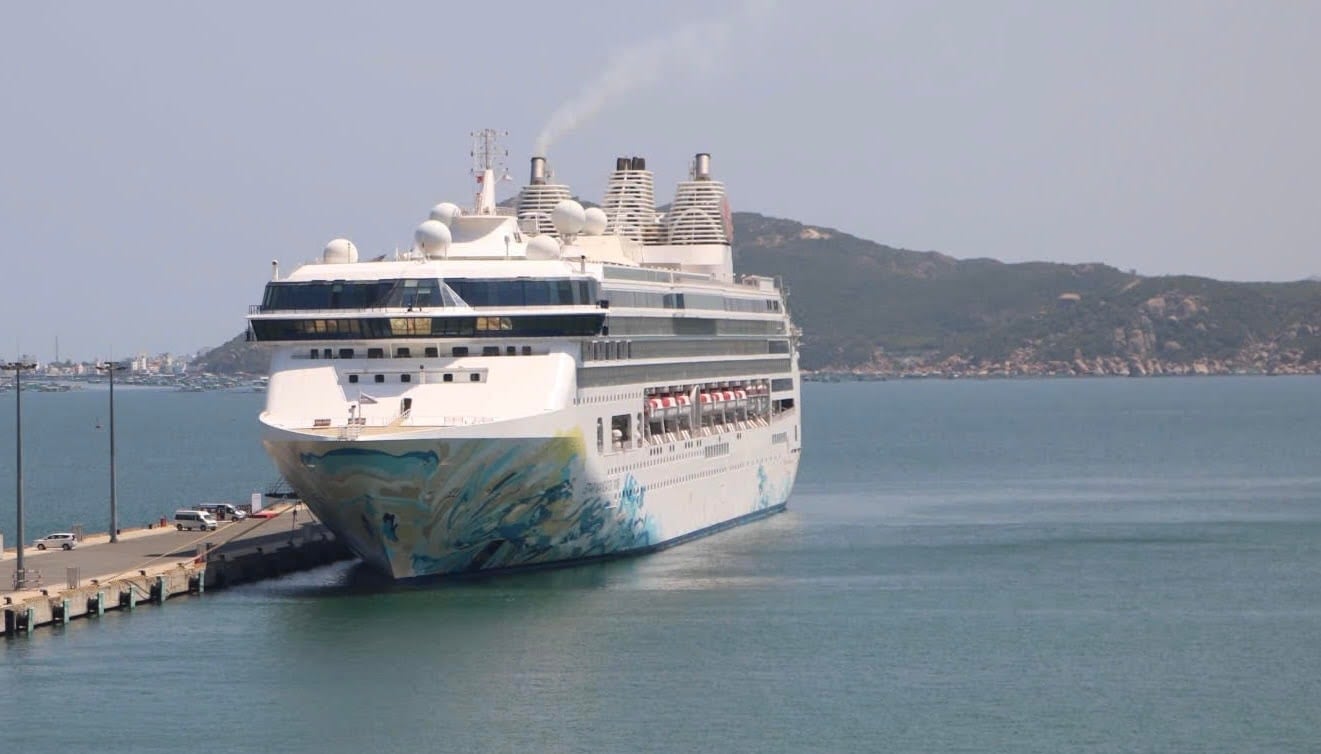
[338,417,366,441]
[12,568,41,590]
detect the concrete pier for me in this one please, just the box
[2,506,352,638]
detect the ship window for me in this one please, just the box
[324,348,333,359]
[443,373,453,383]
[522,346,532,356]
[771,378,794,392]
[425,347,439,357]
[596,418,604,453]
[506,346,516,356]
[469,373,481,382]
[374,374,385,383]
[309,349,319,359]
[482,346,500,356]
[395,347,411,358]
[400,374,411,383]
[338,348,355,359]
[368,348,384,359]
[452,346,468,357]
[611,414,631,448]
[348,375,359,384]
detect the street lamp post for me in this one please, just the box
[97,361,126,544]
[4,361,36,588]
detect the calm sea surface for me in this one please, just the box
[2,378,1320,753]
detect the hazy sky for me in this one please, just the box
[2,1,1317,359]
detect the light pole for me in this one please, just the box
[97,361,126,543]
[3,361,36,588]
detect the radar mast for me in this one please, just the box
[470,129,510,215]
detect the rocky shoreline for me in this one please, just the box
[807,352,1321,380]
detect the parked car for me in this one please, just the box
[247,509,278,519]
[34,532,79,550]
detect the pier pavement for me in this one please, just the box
[2,505,353,635]
[3,506,301,593]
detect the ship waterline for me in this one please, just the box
[264,424,797,579]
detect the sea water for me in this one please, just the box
[2,378,1319,753]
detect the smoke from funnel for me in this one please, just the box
[534,0,777,156]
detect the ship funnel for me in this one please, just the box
[529,156,547,185]
[694,153,711,180]
[616,157,630,170]
[630,156,646,170]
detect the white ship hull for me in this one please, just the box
[263,409,799,578]
[249,146,803,580]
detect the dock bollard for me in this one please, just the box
[4,607,35,635]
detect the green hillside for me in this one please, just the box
[732,212,1321,375]
[192,212,1321,376]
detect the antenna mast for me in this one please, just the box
[470,128,510,215]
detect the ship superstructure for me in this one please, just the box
[248,133,802,579]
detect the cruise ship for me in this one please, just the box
[247,138,803,579]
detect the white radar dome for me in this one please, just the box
[323,238,359,264]
[525,235,562,260]
[551,199,586,237]
[414,220,452,259]
[582,206,608,235]
[428,202,462,226]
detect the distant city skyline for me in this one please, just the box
[3,1,1317,358]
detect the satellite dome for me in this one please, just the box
[551,199,586,237]
[582,206,608,235]
[525,235,562,260]
[429,202,462,226]
[414,220,452,259]
[323,238,359,264]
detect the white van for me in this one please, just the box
[174,509,218,531]
[197,503,247,521]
